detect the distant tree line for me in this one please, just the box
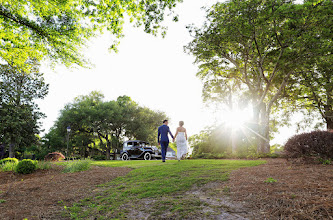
[41,92,166,160]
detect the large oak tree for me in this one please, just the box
[186,0,332,153]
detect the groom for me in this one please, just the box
[158,120,174,162]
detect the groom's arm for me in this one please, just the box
[157,127,161,144]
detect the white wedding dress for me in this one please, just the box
[176,132,188,160]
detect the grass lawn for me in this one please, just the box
[64,159,265,219]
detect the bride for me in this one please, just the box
[173,121,188,161]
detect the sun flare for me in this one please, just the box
[222,109,252,129]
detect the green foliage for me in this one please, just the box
[0,161,17,172]
[0,62,48,157]
[36,161,52,170]
[64,159,265,219]
[0,199,6,204]
[280,0,333,129]
[189,125,257,158]
[318,158,331,165]
[0,0,182,69]
[62,159,92,173]
[46,91,167,160]
[264,177,277,183]
[185,0,332,153]
[0,157,19,165]
[15,159,37,174]
[0,159,52,172]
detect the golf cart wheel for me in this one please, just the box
[143,152,151,160]
[121,153,129,161]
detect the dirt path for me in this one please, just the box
[0,165,131,220]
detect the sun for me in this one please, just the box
[222,109,251,129]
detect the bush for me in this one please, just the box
[0,162,17,172]
[284,130,333,161]
[15,159,37,174]
[63,159,92,173]
[0,157,19,165]
[44,152,65,161]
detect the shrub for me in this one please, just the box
[63,159,92,173]
[15,159,37,174]
[0,157,19,165]
[284,130,333,161]
[44,152,65,161]
[0,162,17,172]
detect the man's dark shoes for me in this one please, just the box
[162,160,165,162]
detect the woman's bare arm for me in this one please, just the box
[185,128,188,140]
[174,127,179,141]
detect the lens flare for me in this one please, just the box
[223,109,250,129]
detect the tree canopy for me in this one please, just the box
[0,61,49,157]
[44,92,167,159]
[186,0,332,153]
[0,0,183,69]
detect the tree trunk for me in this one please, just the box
[9,143,14,158]
[106,141,111,160]
[325,90,333,130]
[258,105,270,154]
[326,116,333,130]
[252,103,261,150]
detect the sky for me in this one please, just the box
[37,0,304,146]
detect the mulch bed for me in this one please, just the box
[220,159,333,220]
[0,165,131,220]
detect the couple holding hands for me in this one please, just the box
[157,120,188,162]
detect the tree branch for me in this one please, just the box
[267,71,293,110]
[0,6,48,39]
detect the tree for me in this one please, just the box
[189,123,256,158]
[54,91,104,158]
[304,58,333,130]
[186,0,331,153]
[0,0,182,69]
[126,106,167,145]
[0,61,49,157]
[49,91,167,160]
[283,56,333,130]
[284,0,332,130]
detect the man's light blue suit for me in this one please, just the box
[158,124,174,162]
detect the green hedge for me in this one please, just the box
[15,159,37,174]
[0,157,19,165]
